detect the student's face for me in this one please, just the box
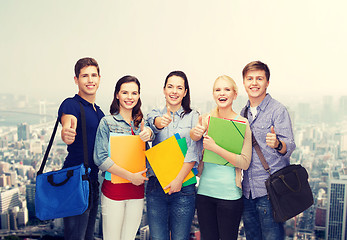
[163,75,187,109]
[74,66,100,98]
[243,70,269,102]
[213,78,237,109]
[116,82,140,112]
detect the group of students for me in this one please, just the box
[58,57,296,240]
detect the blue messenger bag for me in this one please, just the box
[35,102,91,220]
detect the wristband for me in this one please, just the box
[275,137,283,151]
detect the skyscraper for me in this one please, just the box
[326,177,347,239]
[140,225,150,240]
[17,123,29,141]
[0,188,21,213]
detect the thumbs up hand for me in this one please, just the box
[139,119,151,142]
[156,106,173,129]
[61,116,77,145]
[191,115,206,140]
[266,126,279,149]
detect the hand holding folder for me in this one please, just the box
[145,134,196,193]
[202,116,246,167]
[106,134,146,184]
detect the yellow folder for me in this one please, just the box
[145,135,195,193]
[108,134,146,184]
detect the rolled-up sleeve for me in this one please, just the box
[184,111,203,165]
[274,108,296,160]
[93,118,114,172]
[147,108,163,135]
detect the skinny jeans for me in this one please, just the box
[196,194,243,240]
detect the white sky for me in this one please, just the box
[1,0,346,110]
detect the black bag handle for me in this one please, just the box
[47,170,74,186]
[37,101,89,175]
[279,170,302,192]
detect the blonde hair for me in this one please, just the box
[211,75,238,117]
[213,75,238,95]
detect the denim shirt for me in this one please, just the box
[93,113,153,173]
[146,106,203,177]
[241,94,296,199]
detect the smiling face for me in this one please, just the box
[243,69,269,106]
[74,66,100,101]
[163,75,187,111]
[116,82,140,112]
[213,77,237,109]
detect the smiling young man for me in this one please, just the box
[58,57,105,240]
[240,61,296,240]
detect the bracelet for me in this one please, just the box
[275,137,283,151]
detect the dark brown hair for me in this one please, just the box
[164,71,192,115]
[74,57,100,78]
[110,75,143,127]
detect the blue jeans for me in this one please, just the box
[242,195,284,240]
[146,177,196,240]
[64,180,99,240]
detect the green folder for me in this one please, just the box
[176,137,197,187]
[202,116,246,167]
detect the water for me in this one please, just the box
[0,111,55,127]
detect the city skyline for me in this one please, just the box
[1,98,347,238]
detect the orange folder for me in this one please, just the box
[109,134,146,184]
[145,135,195,193]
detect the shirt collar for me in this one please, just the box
[246,93,272,112]
[74,94,100,110]
[112,112,134,126]
[112,113,124,121]
[258,93,272,111]
[162,106,184,117]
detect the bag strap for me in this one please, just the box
[243,106,271,174]
[37,101,88,175]
[79,102,89,175]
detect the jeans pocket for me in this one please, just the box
[180,184,196,196]
[146,177,161,196]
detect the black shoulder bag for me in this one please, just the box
[243,107,313,222]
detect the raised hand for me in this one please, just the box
[191,115,206,140]
[61,118,77,145]
[139,119,151,142]
[266,126,279,149]
[130,169,149,186]
[156,106,172,129]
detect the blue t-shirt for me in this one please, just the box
[58,94,104,181]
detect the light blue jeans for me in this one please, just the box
[146,177,196,240]
[242,195,284,240]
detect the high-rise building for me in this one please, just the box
[339,96,347,118]
[0,213,9,230]
[326,177,347,239]
[140,225,150,240]
[0,188,21,213]
[25,183,36,219]
[17,123,29,141]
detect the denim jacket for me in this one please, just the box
[93,113,153,173]
[146,106,203,177]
